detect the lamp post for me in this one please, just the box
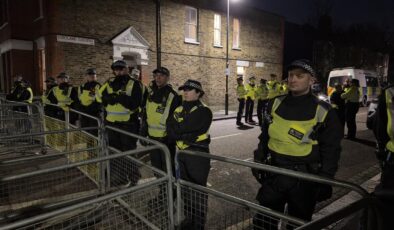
[225,0,230,115]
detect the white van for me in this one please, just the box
[327,67,380,106]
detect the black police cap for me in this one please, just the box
[178,79,204,94]
[111,60,127,70]
[288,59,316,78]
[86,68,96,75]
[153,67,170,76]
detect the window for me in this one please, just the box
[185,6,198,43]
[232,18,240,49]
[0,0,8,27]
[237,66,245,75]
[213,14,221,46]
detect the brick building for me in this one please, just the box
[0,0,284,108]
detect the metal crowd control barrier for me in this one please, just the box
[0,126,175,230]
[175,150,376,230]
[0,99,44,156]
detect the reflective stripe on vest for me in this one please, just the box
[268,96,329,157]
[146,92,175,138]
[174,104,209,150]
[385,87,394,152]
[54,86,72,111]
[102,79,136,122]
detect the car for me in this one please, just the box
[366,98,378,130]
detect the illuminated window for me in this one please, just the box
[237,66,245,75]
[185,6,198,43]
[233,18,240,49]
[214,14,221,46]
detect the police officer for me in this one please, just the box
[6,78,33,105]
[52,72,78,121]
[245,76,257,124]
[97,60,143,186]
[141,67,180,172]
[252,59,342,229]
[373,83,394,230]
[341,79,360,139]
[236,76,247,126]
[77,68,101,131]
[330,83,345,127]
[42,77,58,117]
[255,78,269,126]
[167,79,212,230]
[267,73,280,100]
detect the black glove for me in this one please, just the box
[102,93,118,105]
[181,133,196,142]
[376,143,387,161]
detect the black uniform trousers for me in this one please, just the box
[373,155,394,230]
[257,99,268,126]
[245,97,255,122]
[253,168,319,230]
[106,118,141,187]
[345,102,359,138]
[236,98,245,123]
[178,146,211,230]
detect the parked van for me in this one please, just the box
[327,67,380,106]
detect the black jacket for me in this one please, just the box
[255,92,342,177]
[167,100,212,148]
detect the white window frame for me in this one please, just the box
[213,14,222,47]
[232,18,241,49]
[184,6,199,44]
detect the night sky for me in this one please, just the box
[244,0,394,28]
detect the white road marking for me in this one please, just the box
[211,133,242,140]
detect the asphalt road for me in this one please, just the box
[202,107,379,227]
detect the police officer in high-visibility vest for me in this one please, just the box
[252,59,342,229]
[330,83,345,127]
[77,68,101,131]
[141,67,180,172]
[279,80,289,95]
[267,73,280,100]
[245,76,257,124]
[255,78,269,126]
[97,60,143,186]
[167,79,212,230]
[6,75,23,101]
[7,78,33,113]
[42,77,58,117]
[341,78,360,139]
[52,73,78,121]
[236,76,247,126]
[373,83,394,230]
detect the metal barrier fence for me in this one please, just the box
[0,99,44,156]
[0,126,174,230]
[175,150,377,230]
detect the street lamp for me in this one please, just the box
[225,0,238,115]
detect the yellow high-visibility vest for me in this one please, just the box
[53,86,73,111]
[146,91,175,138]
[268,96,329,157]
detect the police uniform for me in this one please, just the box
[245,77,257,123]
[97,60,143,186]
[77,68,101,131]
[167,79,212,230]
[341,79,360,139]
[252,60,342,229]
[330,85,345,127]
[373,85,394,230]
[255,79,269,126]
[52,73,78,121]
[267,76,280,100]
[41,77,58,117]
[236,77,247,126]
[6,79,33,113]
[142,67,181,173]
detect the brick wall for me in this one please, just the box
[52,0,283,107]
